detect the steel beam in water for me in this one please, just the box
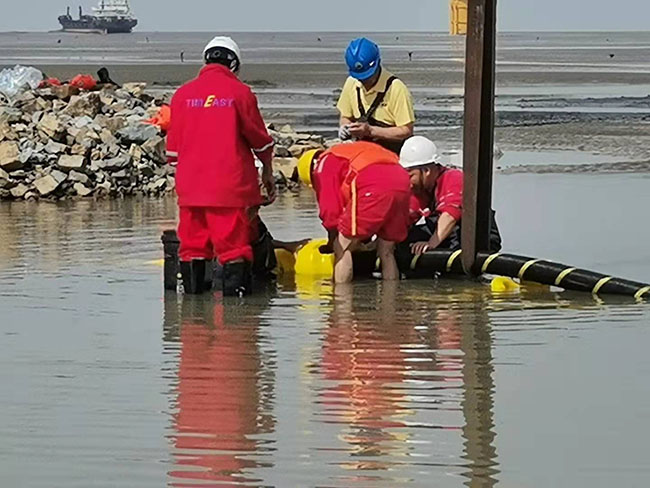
[461,0,498,275]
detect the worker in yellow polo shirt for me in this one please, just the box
[336,37,415,154]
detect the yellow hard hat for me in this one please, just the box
[297,149,321,187]
[295,239,334,277]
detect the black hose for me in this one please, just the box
[398,249,650,299]
[162,231,650,299]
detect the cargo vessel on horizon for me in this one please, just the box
[58,0,137,34]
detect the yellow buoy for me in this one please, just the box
[295,239,335,278]
[491,276,520,294]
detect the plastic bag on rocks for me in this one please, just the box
[0,65,44,99]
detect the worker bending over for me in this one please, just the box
[399,136,502,255]
[166,36,275,296]
[336,38,415,155]
[298,142,411,283]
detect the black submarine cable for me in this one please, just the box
[401,250,650,299]
[163,230,649,299]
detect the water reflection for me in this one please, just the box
[0,198,178,274]
[315,282,499,486]
[164,295,276,486]
[2,195,648,487]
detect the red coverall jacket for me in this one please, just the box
[166,64,274,208]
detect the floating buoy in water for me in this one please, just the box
[491,276,520,293]
[295,239,335,277]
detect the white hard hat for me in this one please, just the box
[399,136,440,169]
[203,36,242,69]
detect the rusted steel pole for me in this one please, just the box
[461,0,498,275]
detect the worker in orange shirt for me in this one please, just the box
[336,38,415,154]
[297,142,411,283]
[166,36,275,296]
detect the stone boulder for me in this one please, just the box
[64,93,102,118]
[58,155,86,171]
[273,157,298,179]
[141,135,166,163]
[0,122,18,142]
[34,170,67,196]
[73,183,93,197]
[10,183,29,199]
[0,141,22,172]
[50,84,80,101]
[117,123,159,145]
[44,140,66,154]
[37,114,62,139]
[122,82,147,97]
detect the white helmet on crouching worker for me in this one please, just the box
[399,136,441,170]
[203,36,242,73]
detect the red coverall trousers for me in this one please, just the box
[177,207,254,265]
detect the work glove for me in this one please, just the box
[338,125,352,141]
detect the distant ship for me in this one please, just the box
[58,0,138,34]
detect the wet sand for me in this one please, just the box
[19,61,650,89]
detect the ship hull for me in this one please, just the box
[58,16,137,34]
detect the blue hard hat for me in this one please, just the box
[345,38,381,81]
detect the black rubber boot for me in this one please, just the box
[179,260,207,295]
[222,261,253,297]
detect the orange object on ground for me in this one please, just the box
[69,74,97,90]
[38,78,62,88]
[143,104,171,131]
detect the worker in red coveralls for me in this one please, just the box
[297,141,411,283]
[166,36,275,296]
[399,136,501,255]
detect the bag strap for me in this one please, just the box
[356,76,398,122]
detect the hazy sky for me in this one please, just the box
[2,0,649,32]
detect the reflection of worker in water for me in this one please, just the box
[399,136,502,255]
[168,300,273,485]
[336,38,415,155]
[319,283,467,462]
[297,142,411,283]
[320,284,410,459]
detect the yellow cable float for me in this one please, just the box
[293,239,335,278]
[490,276,520,294]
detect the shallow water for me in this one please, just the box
[1,172,649,487]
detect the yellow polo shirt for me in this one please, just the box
[336,69,415,127]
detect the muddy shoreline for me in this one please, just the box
[3,59,649,172]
